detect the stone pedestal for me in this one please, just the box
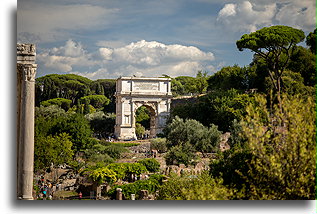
[17,44,37,200]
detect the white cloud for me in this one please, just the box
[275,0,316,31]
[216,0,315,33]
[218,4,236,18]
[97,40,215,78]
[217,1,276,32]
[99,48,114,61]
[100,40,214,65]
[38,40,215,80]
[38,40,97,73]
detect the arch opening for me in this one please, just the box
[135,105,156,139]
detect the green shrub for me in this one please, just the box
[107,173,164,199]
[111,142,141,147]
[103,144,129,159]
[157,172,234,200]
[164,143,196,166]
[106,163,147,180]
[40,98,72,111]
[138,158,160,173]
[150,138,167,153]
[88,153,114,165]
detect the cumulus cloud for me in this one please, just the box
[38,39,216,79]
[97,40,215,78]
[100,40,214,65]
[38,40,97,73]
[217,1,276,32]
[275,0,316,31]
[216,0,315,33]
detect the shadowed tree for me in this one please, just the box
[306,28,316,54]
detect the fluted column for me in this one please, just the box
[17,44,37,200]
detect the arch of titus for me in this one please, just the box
[114,77,172,140]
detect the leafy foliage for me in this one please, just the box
[150,138,167,153]
[87,167,117,185]
[108,174,164,199]
[50,113,93,152]
[135,123,145,138]
[165,144,196,166]
[79,95,110,109]
[239,94,316,199]
[207,65,254,91]
[265,70,314,96]
[135,106,151,129]
[84,141,128,162]
[138,158,160,173]
[164,116,221,165]
[103,144,129,159]
[106,163,147,181]
[85,112,115,138]
[306,28,316,54]
[35,74,92,106]
[171,71,208,96]
[195,71,208,94]
[171,89,254,131]
[34,133,73,171]
[35,106,93,153]
[287,46,316,86]
[157,172,234,200]
[40,98,72,111]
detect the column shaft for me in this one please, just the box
[17,64,36,200]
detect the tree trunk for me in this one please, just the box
[276,76,282,112]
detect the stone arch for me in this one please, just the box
[114,77,172,140]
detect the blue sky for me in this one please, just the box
[17,0,316,80]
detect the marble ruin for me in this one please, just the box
[114,77,172,140]
[17,44,37,200]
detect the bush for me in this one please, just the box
[107,174,164,200]
[165,143,196,166]
[34,133,73,171]
[106,163,147,181]
[163,116,221,165]
[103,144,129,159]
[138,158,160,173]
[113,142,141,147]
[88,167,117,185]
[239,95,316,199]
[150,138,167,153]
[40,98,72,111]
[88,153,114,165]
[157,172,234,200]
[135,123,145,137]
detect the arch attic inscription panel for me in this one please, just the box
[114,77,172,140]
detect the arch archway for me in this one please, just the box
[134,104,155,138]
[114,77,172,140]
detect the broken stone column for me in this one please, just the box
[131,194,135,200]
[116,188,122,200]
[17,44,37,200]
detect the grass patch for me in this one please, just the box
[111,142,141,147]
[53,190,78,198]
